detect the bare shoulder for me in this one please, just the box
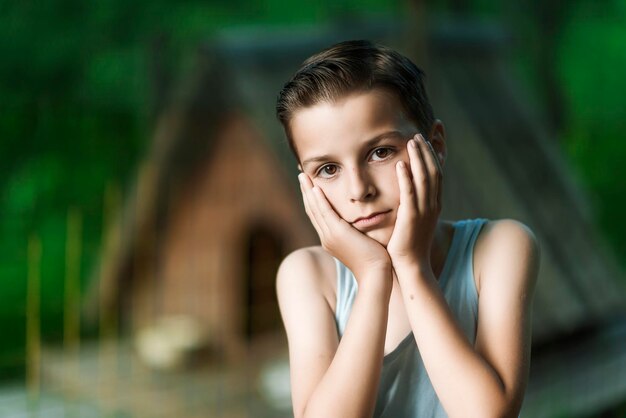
[276,245,337,316]
[276,246,341,416]
[472,219,541,413]
[474,219,540,294]
[477,219,540,254]
[278,245,335,277]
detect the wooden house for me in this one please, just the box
[94,45,318,360]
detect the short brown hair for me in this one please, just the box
[276,40,435,157]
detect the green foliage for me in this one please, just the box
[2,1,625,397]
[0,0,404,380]
[557,0,626,265]
[428,0,626,274]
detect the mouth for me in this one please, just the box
[351,210,392,230]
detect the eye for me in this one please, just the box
[370,147,394,161]
[316,164,339,178]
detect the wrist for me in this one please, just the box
[391,253,429,273]
[393,260,434,284]
[355,265,393,296]
[350,257,392,279]
[388,244,431,270]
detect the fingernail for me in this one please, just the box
[409,139,417,149]
[398,161,405,169]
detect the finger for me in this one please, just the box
[424,139,443,211]
[298,174,311,215]
[420,138,440,210]
[396,160,416,219]
[300,173,335,237]
[299,181,317,226]
[298,173,324,234]
[298,174,319,229]
[312,185,346,235]
[396,160,414,206]
[425,139,443,173]
[408,136,429,214]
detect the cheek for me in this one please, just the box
[315,183,348,218]
[373,164,402,204]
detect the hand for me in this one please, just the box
[298,173,391,280]
[387,134,443,270]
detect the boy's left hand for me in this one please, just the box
[387,134,442,270]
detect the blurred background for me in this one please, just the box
[1,0,626,417]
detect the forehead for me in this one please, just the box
[290,89,417,161]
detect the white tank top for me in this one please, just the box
[334,218,488,417]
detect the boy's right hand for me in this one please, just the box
[298,173,392,282]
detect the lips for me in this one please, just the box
[351,210,392,230]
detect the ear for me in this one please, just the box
[427,119,447,168]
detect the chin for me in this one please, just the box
[365,229,392,247]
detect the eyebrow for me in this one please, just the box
[301,130,406,169]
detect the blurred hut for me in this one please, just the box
[94,42,319,359]
[39,18,626,418]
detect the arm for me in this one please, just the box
[277,249,391,418]
[395,220,538,418]
[388,136,539,417]
[278,174,394,418]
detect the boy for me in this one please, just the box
[275,40,539,418]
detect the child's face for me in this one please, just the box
[291,89,420,246]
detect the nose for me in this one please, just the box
[347,166,376,202]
